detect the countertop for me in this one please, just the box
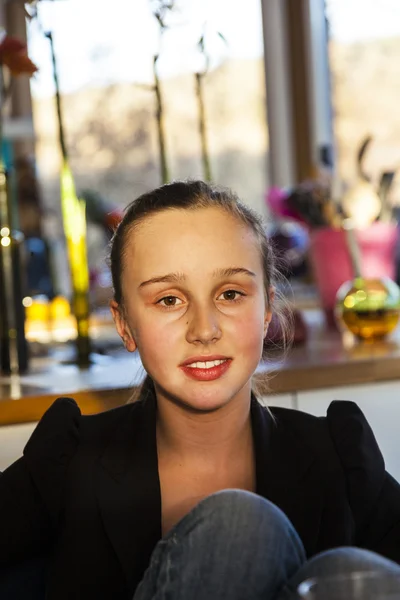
[1,309,400,425]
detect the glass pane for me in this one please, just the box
[327,0,400,203]
[27,0,268,216]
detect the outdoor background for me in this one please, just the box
[26,0,400,221]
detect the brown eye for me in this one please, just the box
[218,290,244,302]
[158,296,182,307]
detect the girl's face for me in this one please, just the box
[111,207,272,412]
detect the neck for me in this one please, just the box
[155,389,253,466]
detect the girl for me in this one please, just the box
[1,180,400,600]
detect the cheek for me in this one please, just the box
[133,313,182,364]
[229,301,266,351]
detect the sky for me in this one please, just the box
[27,0,400,98]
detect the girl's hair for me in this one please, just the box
[109,180,293,402]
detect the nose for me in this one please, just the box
[186,302,222,345]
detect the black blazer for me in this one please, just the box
[1,393,400,599]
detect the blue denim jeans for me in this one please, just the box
[133,489,400,600]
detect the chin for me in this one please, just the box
[184,397,229,414]
[169,383,248,414]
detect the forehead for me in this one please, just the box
[123,207,263,278]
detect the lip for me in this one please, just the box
[180,358,232,382]
[180,355,231,367]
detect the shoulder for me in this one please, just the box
[326,400,382,458]
[268,399,381,460]
[269,400,386,514]
[325,400,385,497]
[23,397,81,464]
[271,400,383,461]
[24,396,141,459]
[20,397,144,524]
[269,399,373,433]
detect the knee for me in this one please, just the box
[305,547,400,576]
[188,489,299,545]
[165,490,305,578]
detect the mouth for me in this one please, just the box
[180,355,230,368]
[179,356,232,381]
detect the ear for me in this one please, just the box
[110,300,137,352]
[264,286,275,338]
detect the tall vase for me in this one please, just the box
[0,162,28,374]
[60,160,91,366]
[47,31,91,366]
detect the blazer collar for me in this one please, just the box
[251,396,315,494]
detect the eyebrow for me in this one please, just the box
[212,267,256,279]
[139,272,186,288]
[138,267,256,288]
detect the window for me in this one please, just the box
[327,0,400,202]
[28,0,268,216]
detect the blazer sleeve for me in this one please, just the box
[327,400,400,563]
[0,397,81,565]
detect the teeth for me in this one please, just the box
[186,359,227,369]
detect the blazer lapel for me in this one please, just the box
[251,398,323,556]
[95,394,161,592]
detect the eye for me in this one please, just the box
[157,295,183,308]
[218,290,245,302]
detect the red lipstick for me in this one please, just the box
[180,356,232,381]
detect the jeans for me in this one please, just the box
[133,489,400,600]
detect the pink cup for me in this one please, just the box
[309,223,398,326]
